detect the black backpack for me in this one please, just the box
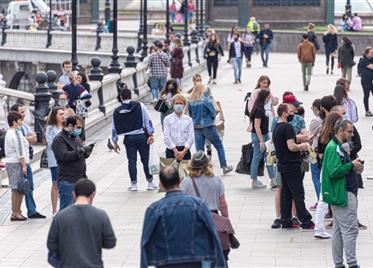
[244,92,251,117]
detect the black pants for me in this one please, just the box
[165,146,191,160]
[280,167,312,225]
[325,51,335,70]
[207,56,218,79]
[361,79,373,112]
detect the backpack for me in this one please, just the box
[244,92,251,117]
[253,22,258,32]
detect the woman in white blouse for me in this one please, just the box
[4,112,29,221]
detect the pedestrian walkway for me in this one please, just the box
[0,53,372,267]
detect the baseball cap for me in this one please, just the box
[283,94,303,107]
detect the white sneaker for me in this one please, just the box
[128,183,138,192]
[147,182,159,191]
[252,180,266,189]
[314,231,332,239]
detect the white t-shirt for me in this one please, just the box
[4,128,30,164]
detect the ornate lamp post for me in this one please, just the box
[71,0,79,71]
[46,0,53,48]
[345,0,352,17]
[183,0,190,46]
[140,0,148,60]
[165,0,170,42]
[199,0,204,38]
[137,0,144,52]
[108,0,122,74]
[105,0,111,31]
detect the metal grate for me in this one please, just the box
[214,0,238,7]
[253,0,320,6]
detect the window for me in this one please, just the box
[253,0,320,6]
[214,0,238,7]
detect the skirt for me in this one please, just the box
[5,162,23,190]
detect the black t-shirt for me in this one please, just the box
[272,122,301,172]
[251,107,269,135]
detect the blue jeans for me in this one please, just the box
[170,12,176,23]
[25,164,37,216]
[250,133,275,180]
[232,57,242,81]
[150,77,167,100]
[260,44,270,66]
[50,166,58,183]
[194,126,227,168]
[310,163,321,200]
[58,180,75,210]
[123,134,153,184]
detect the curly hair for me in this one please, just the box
[188,163,214,178]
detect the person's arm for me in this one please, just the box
[285,125,308,152]
[140,207,159,268]
[140,103,154,135]
[254,116,265,151]
[203,93,216,117]
[163,117,176,151]
[161,52,170,67]
[219,43,224,56]
[247,89,259,113]
[52,135,80,162]
[219,195,229,218]
[102,213,117,249]
[13,132,27,175]
[297,44,301,62]
[47,218,59,252]
[324,147,353,180]
[269,30,273,41]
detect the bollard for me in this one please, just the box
[190,30,200,64]
[95,22,103,51]
[88,58,105,114]
[1,19,7,46]
[34,72,52,143]
[47,70,60,104]
[124,46,139,96]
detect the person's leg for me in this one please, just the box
[346,66,352,82]
[159,77,167,94]
[285,168,312,225]
[213,56,219,79]
[50,166,58,214]
[237,57,242,80]
[11,190,18,218]
[310,163,321,200]
[325,52,330,73]
[301,63,307,87]
[264,45,270,66]
[331,55,335,72]
[280,172,292,226]
[342,66,347,79]
[123,135,138,184]
[207,57,213,78]
[247,47,253,62]
[194,129,205,151]
[25,164,37,217]
[314,199,329,235]
[306,63,313,86]
[331,205,344,268]
[260,45,265,65]
[205,138,212,155]
[275,186,281,218]
[202,126,227,168]
[232,58,238,81]
[361,81,371,112]
[137,134,153,182]
[58,180,74,210]
[150,77,159,100]
[250,133,261,181]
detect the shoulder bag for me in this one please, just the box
[17,174,30,195]
[191,178,239,250]
[154,99,170,114]
[40,148,48,168]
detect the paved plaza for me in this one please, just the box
[1,52,373,267]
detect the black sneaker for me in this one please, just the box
[291,217,300,226]
[271,219,281,229]
[301,221,315,230]
[304,85,309,91]
[28,212,46,219]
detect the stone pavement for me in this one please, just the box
[0,52,373,267]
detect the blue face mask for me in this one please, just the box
[72,128,82,137]
[174,104,184,113]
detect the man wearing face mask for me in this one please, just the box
[52,115,92,210]
[322,119,363,268]
[272,104,314,230]
[163,94,194,161]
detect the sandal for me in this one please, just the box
[10,215,27,221]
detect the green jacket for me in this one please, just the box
[322,138,353,207]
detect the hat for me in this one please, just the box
[189,151,210,169]
[283,94,303,107]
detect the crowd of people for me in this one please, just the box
[1,17,373,268]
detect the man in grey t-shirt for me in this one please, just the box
[47,179,116,268]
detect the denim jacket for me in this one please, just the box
[188,92,216,129]
[140,191,226,268]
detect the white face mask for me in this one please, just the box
[174,104,184,113]
[59,100,68,107]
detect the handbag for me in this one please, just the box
[153,99,170,114]
[17,175,30,195]
[40,148,48,168]
[191,178,236,250]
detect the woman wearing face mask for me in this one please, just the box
[4,112,29,221]
[333,84,358,123]
[249,89,275,189]
[163,94,194,161]
[57,92,75,117]
[45,107,65,215]
[159,79,180,127]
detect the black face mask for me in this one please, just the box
[287,114,294,122]
[234,38,239,41]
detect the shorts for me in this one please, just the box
[273,171,282,187]
[50,166,58,183]
[5,162,23,190]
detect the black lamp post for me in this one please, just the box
[345,0,352,17]
[71,0,78,71]
[137,0,143,52]
[46,0,53,48]
[199,0,204,38]
[195,0,200,36]
[140,0,148,60]
[165,0,170,42]
[183,0,190,46]
[108,0,121,74]
[105,0,111,31]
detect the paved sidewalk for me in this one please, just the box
[0,53,373,267]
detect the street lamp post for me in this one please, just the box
[105,0,111,31]
[46,0,53,48]
[183,0,190,46]
[195,0,200,36]
[71,0,78,71]
[165,0,170,42]
[140,0,148,60]
[199,0,204,38]
[108,0,122,74]
[345,0,352,17]
[137,0,143,52]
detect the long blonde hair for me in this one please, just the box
[189,83,205,101]
[326,24,337,35]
